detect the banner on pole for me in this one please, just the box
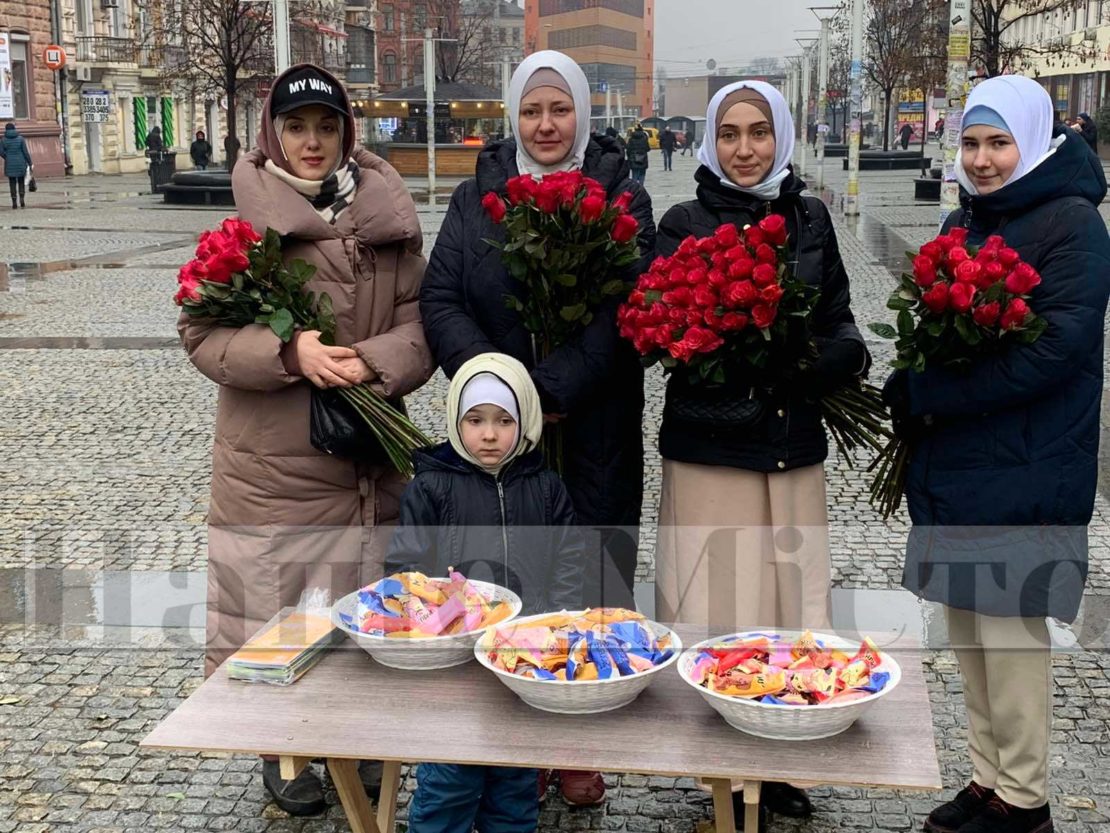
[0,33,14,120]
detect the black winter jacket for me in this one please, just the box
[420,136,656,538]
[626,131,650,171]
[655,164,868,472]
[896,129,1110,622]
[384,444,583,615]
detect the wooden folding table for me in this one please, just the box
[142,626,942,832]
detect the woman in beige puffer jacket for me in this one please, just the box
[179,64,434,685]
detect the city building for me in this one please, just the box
[0,0,66,176]
[660,74,785,122]
[524,0,654,120]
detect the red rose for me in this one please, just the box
[612,213,640,244]
[703,310,723,328]
[677,236,698,257]
[627,289,646,307]
[220,217,262,247]
[714,223,740,248]
[751,263,777,287]
[696,236,718,255]
[949,227,969,246]
[745,226,766,247]
[203,239,249,284]
[687,267,709,286]
[649,302,667,324]
[721,312,749,331]
[972,301,1001,328]
[727,258,755,280]
[997,247,1020,267]
[758,214,788,246]
[983,262,1006,284]
[760,284,784,304]
[656,323,677,345]
[949,281,976,313]
[751,303,776,329]
[1001,298,1030,330]
[662,286,694,307]
[919,241,943,261]
[982,234,1005,252]
[708,268,729,287]
[722,280,759,308]
[613,191,634,214]
[754,243,778,264]
[1004,263,1041,296]
[954,260,982,284]
[534,184,561,213]
[174,260,206,305]
[194,229,225,261]
[933,234,955,251]
[579,194,606,224]
[693,285,717,308]
[481,192,507,223]
[912,255,937,287]
[506,176,537,205]
[922,281,950,313]
[633,328,656,353]
[946,247,970,266]
[682,326,725,354]
[684,309,703,326]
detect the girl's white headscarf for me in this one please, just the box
[955,75,1058,196]
[698,80,796,201]
[508,50,592,178]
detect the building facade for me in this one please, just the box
[524,0,654,120]
[1,0,66,176]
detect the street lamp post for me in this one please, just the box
[274,0,291,73]
[795,38,817,178]
[845,0,865,216]
[941,0,971,225]
[812,7,839,192]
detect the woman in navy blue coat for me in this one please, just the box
[885,76,1110,833]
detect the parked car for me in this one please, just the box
[627,126,660,150]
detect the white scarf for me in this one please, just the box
[954,75,1057,197]
[508,51,592,178]
[698,80,796,201]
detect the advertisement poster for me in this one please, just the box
[0,33,13,120]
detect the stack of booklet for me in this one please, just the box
[227,607,340,685]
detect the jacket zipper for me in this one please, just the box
[496,477,509,576]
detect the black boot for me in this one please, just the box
[358,759,383,802]
[261,759,326,817]
[760,781,813,818]
[926,782,996,833]
[955,797,1053,833]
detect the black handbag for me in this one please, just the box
[26,175,36,193]
[665,385,766,430]
[309,387,393,464]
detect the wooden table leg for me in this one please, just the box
[707,777,736,833]
[278,756,311,781]
[327,758,380,833]
[377,760,402,833]
[742,780,762,832]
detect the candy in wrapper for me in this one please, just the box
[358,589,400,619]
[605,636,636,677]
[581,608,644,625]
[688,652,717,685]
[413,594,466,636]
[861,670,890,694]
[851,637,882,670]
[576,662,599,681]
[372,577,404,597]
[838,660,870,690]
[401,572,448,606]
[565,633,589,680]
[361,613,410,634]
[586,631,616,680]
[792,629,820,659]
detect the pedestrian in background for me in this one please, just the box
[604,125,626,157]
[179,63,433,817]
[1,121,32,209]
[419,50,656,806]
[626,124,650,183]
[660,125,676,171]
[885,75,1110,833]
[1077,111,1098,154]
[899,121,913,150]
[682,126,696,155]
[655,79,870,824]
[190,129,212,170]
[144,125,164,154]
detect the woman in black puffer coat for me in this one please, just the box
[885,77,1110,833]
[421,51,655,614]
[653,80,869,822]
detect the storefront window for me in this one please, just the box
[11,40,30,120]
[383,53,397,83]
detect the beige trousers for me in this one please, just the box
[945,608,1052,808]
[655,460,832,632]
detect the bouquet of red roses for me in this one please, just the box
[482,170,642,469]
[175,217,431,476]
[867,227,1047,517]
[618,216,888,460]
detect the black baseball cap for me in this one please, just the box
[269,66,348,118]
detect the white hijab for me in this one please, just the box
[508,50,592,177]
[955,75,1058,197]
[698,80,796,201]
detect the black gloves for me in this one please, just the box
[795,338,869,401]
[882,371,931,444]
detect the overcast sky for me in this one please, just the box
[655,0,819,74]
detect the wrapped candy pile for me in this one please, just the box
[690,630,891,705]
[484,608,675,682]
[341,571,515,638]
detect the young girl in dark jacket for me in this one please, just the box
[654,80,869,820]
[887,75,1110,833]
[387,352,582,833]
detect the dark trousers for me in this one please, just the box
[662,149,673,170]
[408,763,539,833]
[8,176,24,205]
[630,168,646,184]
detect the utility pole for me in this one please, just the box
[274,0,291,73]
[812,7,838,192]
[49,0,72,173]
[942,0,970,225]
[424,27,437,205]
[844,0,864,216]
[502,53,512,138]
[795,38,816,178]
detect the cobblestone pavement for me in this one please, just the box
[0,157,1108,833]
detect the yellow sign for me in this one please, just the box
[949,33,970,58]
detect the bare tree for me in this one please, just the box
[904,0,948,155]
[972,0,1095,77]
[428,0,498,84]
[864,0,932,149]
